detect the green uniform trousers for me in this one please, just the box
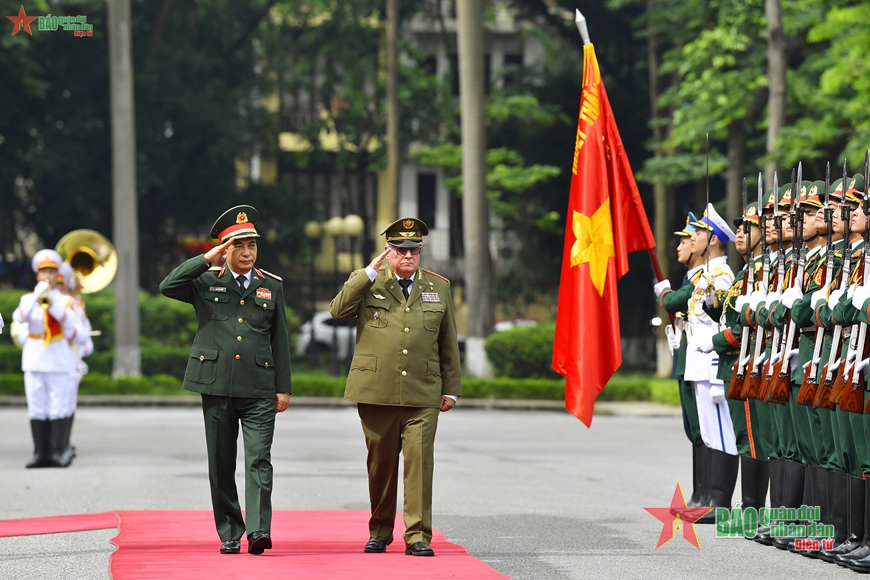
[817,408,840,470]
[753,401,777,461]
[358,403,439,547]
[201,394,275,542]
[836,407,862,477]
[859,390,870,476]
[679,378,703,446]
[728,398,767,459]
[773,396,800,462]
[789,385,819,467]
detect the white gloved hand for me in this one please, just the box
[735,295,749,311]
[781,286,803,309]
[853,286,870,310]
[748,290,767,310]
[665,325,681,351]
[857,358,870,375]
[765,290,781,309]
[33,280,49,296]
[695,335,715,354]
[654,279,671,298]
[829,287,846,306]
[848,285,856,300]
[810,290,827,309]
[710,384,726,405]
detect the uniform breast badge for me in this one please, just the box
[373,294,386,300]
[256,288,272,300]
[422,292,440,303]
[209,286,227,292]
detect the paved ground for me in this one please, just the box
[0,405,860,579]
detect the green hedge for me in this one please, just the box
[0,371,678,405]
[484,323,560,379]
[0,288,297,351]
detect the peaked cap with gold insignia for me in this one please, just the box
[210,205,261,243]
[381,217,429,248]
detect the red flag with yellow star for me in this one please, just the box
[552,43,655,427]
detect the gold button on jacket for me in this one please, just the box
[329,265,461,407]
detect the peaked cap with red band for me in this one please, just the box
[210,205,261,243]
[32,249,62,273]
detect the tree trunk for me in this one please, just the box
[726,125,748,268]
[765,0,787,186]
[108,0,141,377]
[456,0,493,377]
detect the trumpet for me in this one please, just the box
[37,292,51,309]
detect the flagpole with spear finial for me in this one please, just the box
[575,10,673,328]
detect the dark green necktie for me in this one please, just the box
[236,274,246,290]
[399,279,412,299]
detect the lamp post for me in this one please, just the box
[323,216,346,376]
[304,220,322,366]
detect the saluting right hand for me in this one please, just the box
[203,238,234,264]
[367,246,392,272]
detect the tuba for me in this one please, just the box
[11,230,117,347]
[55,229,118,294]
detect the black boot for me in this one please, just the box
[45,419,64,468]
[822,474,864,562]
[687,444,708,507]
[696,449,739,524]
[773,460,805,550]
[756,458,783,545]
[52,415,75,467]
[25,419,50,468]
[790,466,819,557]
[841,478,870,569]
[741,456,770,511]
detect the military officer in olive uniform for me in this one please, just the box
[159,205,291,556]
[330,217,462,558]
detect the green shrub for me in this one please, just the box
[484,323,559,379]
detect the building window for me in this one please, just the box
[503,53,523,88]
[417,173,437,229]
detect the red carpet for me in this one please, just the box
[0,511,118,537]
[0,510,507,579]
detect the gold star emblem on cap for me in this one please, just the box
[237,212,248,224]
[402,219,415,229]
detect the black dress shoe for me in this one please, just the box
[405,542,434,557]
[364,536,393,553]
[247,531,272,555]
[220,540,240,554]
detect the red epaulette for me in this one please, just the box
[422,269,449,283]
[259,268,283,282]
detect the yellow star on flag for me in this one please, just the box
[571,198,614,297]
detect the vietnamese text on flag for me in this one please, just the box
[552,42,656,427]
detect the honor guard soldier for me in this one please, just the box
[330,217,462,557]
[160,205,291,556]
[12,249,81,468]
[654,212,710,509]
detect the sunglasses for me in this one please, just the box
[390,246,422,256]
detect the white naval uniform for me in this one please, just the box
[13,290,80,420]
[684,255,737,454]
[65,298,93,417]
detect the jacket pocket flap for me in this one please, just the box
[351,354,377,372]
[365,296,391,309]
[254,298,276,310]
[207,293,229,303]
[256,353,275,368]
[190,346,219,361]
[427,360,441,376]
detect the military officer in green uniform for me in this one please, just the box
[159,205,291,556]
[330,217,461,557]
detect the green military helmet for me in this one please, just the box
[830,177,845,202]
[777,183,794,209]
[804,180,825,208]
[844,173,865,206]
[761,189,777,213]
[734,202,760,228]
[380,217,430,248]
[210,205,260,242]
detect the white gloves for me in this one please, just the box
[810,290,827,309]
[781,286,803,309]
[748,290,767,310]
[654,279,671,298]
[695,335,715,354]
[765,290,781,309]
[829,287,846,307]
[710,384,726,405]
[665,325,681,351]
[857,358,870,375]
[33,280,50,296]
[853,286,870,310]
[735,295,749,312]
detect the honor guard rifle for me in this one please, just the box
[728,177,752,400]
[843,151,870,413]
[742,173,770,399]
[798,162,833,406]
[768,164,805,404]
[816,159,853,409]
[761,172,788,402]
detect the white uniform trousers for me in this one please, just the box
[25,371,74,420]
[694,380,737,455]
